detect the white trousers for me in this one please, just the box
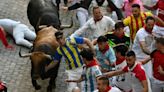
[76,8,89,27]
[13,24,36,48]
[137,58,153,79]
[151,77,164,92]
[66,67,83,92]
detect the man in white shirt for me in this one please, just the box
[71,6,115,40]
[132,16,159,79]
[94,76,121,92]
[103,51,151,92]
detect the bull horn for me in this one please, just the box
[38,25,47,29]
[45,54,52,60]
[19,48,32,57]
[60,17,73,28]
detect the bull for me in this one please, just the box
[27,0,72,33]
[19,26,60,92]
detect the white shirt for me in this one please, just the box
[114,60,132,92]
[111,0,124,9]
[90,0,108,16]
[71,16,115,40]
[132,27,156,59]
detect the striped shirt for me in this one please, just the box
[53,37,84,70]
[123,12,152,41]
[82,63,102,92]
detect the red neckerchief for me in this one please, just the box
[100,44,110,54]
[86,59,98,68]
[104,86,111,92]
[116,57,125,65]
[144,25,153,34]
[113,32,125,39]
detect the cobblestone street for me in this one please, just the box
[0,0,153,92]
[0,0,77,92]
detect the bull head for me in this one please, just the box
[19,48,53,79]
[19,48,52,59]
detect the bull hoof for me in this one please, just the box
[47,85,52,92]
[35,85,41,90]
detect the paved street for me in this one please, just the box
[0,0,154,92]
[0,0,77,92]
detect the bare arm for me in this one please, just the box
[83,38,95,54]
[140,41,151,55]
[153,15,164,26]
[141,80,148,92]
[70,20,90,38]
[103,70,125,78]
[143,5,155,10]
[141,57,151,65]
[158,65,164,75]
[45,60,59,72]
[65,76,84,83]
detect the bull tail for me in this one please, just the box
[19,48,32,57]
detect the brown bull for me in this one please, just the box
[19,26,60,92]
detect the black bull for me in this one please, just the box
[27,0,72,33]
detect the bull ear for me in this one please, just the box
[45,54,52,60]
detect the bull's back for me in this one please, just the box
[27,0,59,31]
[33,27,59,55]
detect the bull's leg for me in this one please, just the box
[56,0,61,11]
[47,77,56,92]
[31,69,41,90]
[63,0,68,6]
[32,79,41,90]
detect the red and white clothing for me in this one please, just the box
[114,57,132,92]
[82,59,102,92]
[132,27,158,78]
[150,0,164,37]
[0,19,36,48]
[0,26,9,48]
[151,50,164,92]
[122,63,151,92]
[94,86,122,92]
[151,0,164,27]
